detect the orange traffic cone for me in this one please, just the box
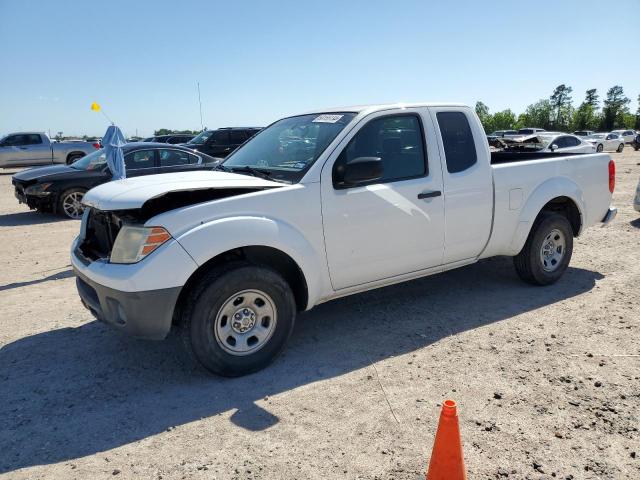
[426,400,466,480]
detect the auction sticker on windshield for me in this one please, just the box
[312,114,344,123]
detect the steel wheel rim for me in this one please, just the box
[539,228,566,272]
[62,192,85,219]
[213,289,277,356]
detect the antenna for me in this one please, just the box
[197,81,204,132]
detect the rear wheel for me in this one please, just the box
[180,263,296,377]
[66,153,84,165]
[616,143,624,153]
[513,212,573,286]
[58,188,86,219]
[596,144,604,152]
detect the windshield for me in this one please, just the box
[221,112,357,183]
[70,148,107,170]
[186,130,213,145]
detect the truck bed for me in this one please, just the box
[490,150,587,164]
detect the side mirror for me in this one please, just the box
[334,156,384,187]
[550,144,559,152]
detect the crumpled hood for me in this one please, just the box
[82,170,284,211]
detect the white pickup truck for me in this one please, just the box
[71,103,617,376]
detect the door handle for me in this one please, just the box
[417,190,442,199]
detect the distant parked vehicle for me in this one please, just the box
[501,133,594,154]
[0,132,99,168]
[573,130,595,137]
[632,133,640,151]
[489,129,518,138]
[142,134,195,144]
[517,127,546,135]
[586,133,625,153]
[184,127,261,158]
[12,143,220,219]
[610,129,637,144]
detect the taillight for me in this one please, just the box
[92,142,101,149]
[608,160,615,193]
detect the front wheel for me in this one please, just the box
[180,263,296,376]
[616,143,624,153]
[58,188,87,219]
[513,212,573,286]
[596,144,604,152]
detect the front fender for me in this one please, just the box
[509,176,584,255]
[175,216,325,309]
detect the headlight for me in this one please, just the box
[25,183,52,195]
[110,226,171,264]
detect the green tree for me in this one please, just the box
[491,109,516,131]
[601,86,630,130]
[572,89,601,131]
[549,84,573,131]
[517,99,553,130]
[475,101,493,133]
[635,94,640,130]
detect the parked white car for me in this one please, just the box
[611,129,637,144]
[587,133,625,153]
[500,134,595,154]
[543,134,596,153]
[72,102,616,376]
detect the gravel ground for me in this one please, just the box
[0,150,639,480]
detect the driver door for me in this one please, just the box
[320,109,445,290]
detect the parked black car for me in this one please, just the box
[633,133,640,151]
[12,143,219,219]
[183,127,261,158]
[142,134,195,144]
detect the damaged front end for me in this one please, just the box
[77,185,279,263]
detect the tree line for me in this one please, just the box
[476,85,640,134]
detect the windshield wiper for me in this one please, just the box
[214,164,291,184]
[228,165,274,180]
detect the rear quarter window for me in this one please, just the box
[436,112,477,173]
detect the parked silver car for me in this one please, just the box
[0,132,99,168]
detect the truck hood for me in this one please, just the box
[82,170,284,211]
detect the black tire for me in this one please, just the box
[596,144,604,153]
[180,263,296,377]
[57,188,87,219]
[616,143,624,153]
[513,212,573,286]
[66,153,84,165]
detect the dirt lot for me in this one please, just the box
[0,150,639,480]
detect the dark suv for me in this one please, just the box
[183,127,261,158]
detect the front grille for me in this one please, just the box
[78,209,124,261]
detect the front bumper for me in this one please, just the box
[601,207,617,225]
[13,185,54,211]
[74,267,180,340]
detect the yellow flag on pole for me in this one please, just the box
[91,102,101,112]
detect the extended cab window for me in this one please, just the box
[436,112,477,173]
[334,114,426,186]
[25,134,43,145]
[125,150,156,170]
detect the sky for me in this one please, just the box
[0,0,638,138]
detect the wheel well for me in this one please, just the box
[539,196,581,236]
[172,246,309,325]
[66,151,85,162]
